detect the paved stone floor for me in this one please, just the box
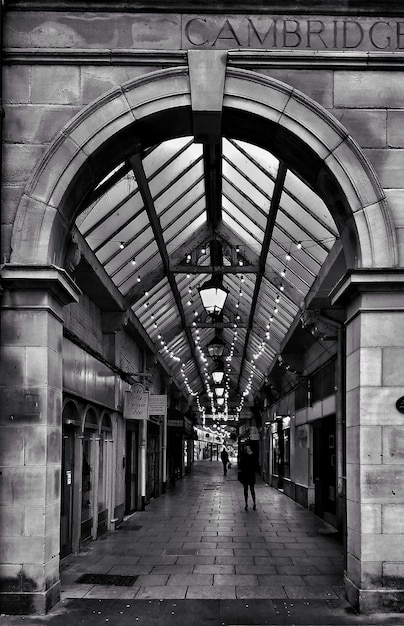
[1,460,403,625]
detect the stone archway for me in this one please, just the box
[5,58,403,614]
[10,63,397,271]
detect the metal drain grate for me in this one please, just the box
[117,525,142,531]
[75,573,137,586]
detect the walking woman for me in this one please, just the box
[239,444,257,510]
[220,447,229,475]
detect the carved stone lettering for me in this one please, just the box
[181,16,404,51]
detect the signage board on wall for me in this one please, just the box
[124,389,168,420]
[149,394,167,416]
[124,385,149,420]
[63,338,116,410]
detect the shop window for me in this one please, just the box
[272,432,280,476]
[97,414,112,534]
[283,428,290,479]
[81,408,98,540]
[81,437,94,526]
[98,414,112,515]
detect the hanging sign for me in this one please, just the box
[149,394,167,417]
[124,384,149,420]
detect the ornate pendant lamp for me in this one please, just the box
[212,359,225,385]
[214,385,225,397]
[198,275,228,316]
[207,334,226,358]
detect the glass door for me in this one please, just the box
[60,424,75,558]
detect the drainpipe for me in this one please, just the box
[337,325,347,567]
[162,406,167,493]
[0,0,4,266]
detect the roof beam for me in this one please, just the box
[125,266,166,304]
[129,153,206,391]
[204,142,223,229]
[237,161,288,391]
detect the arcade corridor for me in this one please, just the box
[1,461,401,625]
[3,2,404,616]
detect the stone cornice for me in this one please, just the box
[5,1,404,17]
[228,50,404,70]
[3,48,188,66]
[0,264,81,305]
[5,48,404,70]
[331,269,404,306]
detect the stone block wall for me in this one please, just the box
[344,290,404,611]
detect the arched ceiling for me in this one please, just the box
[75,127,340,420]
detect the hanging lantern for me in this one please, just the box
[212,359,225,385]
[198,276,228,316]
[207,335,226,359]
[214,385,225,397]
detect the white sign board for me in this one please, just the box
[124,385,149,420]
[149,394,167,416]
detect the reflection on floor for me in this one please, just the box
[60,460,345,601]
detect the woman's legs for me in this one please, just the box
[250,484,256,509]
[243,483,248,508]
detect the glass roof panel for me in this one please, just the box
[78,171,138,237]
[221,195,264,246]
[75,130,341,416]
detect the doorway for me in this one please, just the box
[125,425,138,514]
[60,424,75,559]
[313,414,337,527]
[147,424,160,501]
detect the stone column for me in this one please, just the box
[0,266,80,615]
[332,270,404,613]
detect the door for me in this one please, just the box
[313,415,337,524]
[147,432,158,501]
[60,424,75,558]
[125,429,137,514]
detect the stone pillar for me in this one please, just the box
[0,266,80,615]
[332,270,404,613]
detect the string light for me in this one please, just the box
[139,236,312,415]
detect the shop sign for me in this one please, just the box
[124,385,149,420]
[63,338,116,409]
[149,394,167,416]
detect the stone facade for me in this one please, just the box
[2,0,404,615]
